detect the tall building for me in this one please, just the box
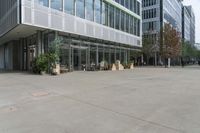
[182,6,195,45]
[142,0,183,60]
[182,6,191,43]
[187,6,195,45]
[142,0,183,37]
[0,0,142,70]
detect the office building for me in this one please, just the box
[0,0,142,70]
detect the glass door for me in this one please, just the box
[71,45,88,71]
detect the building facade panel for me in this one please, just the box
[21,0,142,47]
[163,0,182,33]
[187,6,195,45]
[0,0,20,37]
[0,0,142,71]
[182,6,195,45]
[182,6,191,42]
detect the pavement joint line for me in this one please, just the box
[60,94,184,133]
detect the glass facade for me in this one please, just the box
[34,0,141,37]
[115,8,120,30]
[64,0,74,15]
[51,0,63,11]
[94,0,101,23]
[163,0,182,33]
[85,0,94,21]
[76,0,85,18]
[114,0,141,15]
[108,5,114,28]
[57,35,135,71]
[37,0,49,7]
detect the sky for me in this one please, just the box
[183,0,200,43]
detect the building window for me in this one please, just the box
[36,0,49,7]
[94,0,101,24]
[125,14,129,33]
[137,19,140,36]
[121,0,125,6]
[134,0,137,13]
[142,8,157,19]
[76,0,85,18]
[64,0,74,15]
[130,0,133,12]
[51,0,63,11]
[85,0,94,21]
[125,0,129,9]
[115,0,120,3]
[134,18,137,35]
[115,8,120,30]
[102,2,106,25]
[142,0,157,7]
[130,16,133,34]
[102,2,108,26]
[121,11,125,31]
[136,1,140,15]
[108,5,114,28]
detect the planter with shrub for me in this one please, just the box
[32,54,48,75]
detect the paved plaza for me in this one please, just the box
[0,67,200,133]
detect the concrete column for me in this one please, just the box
[96,45,99,66]
[109,47,111,65]
[125,49,128,65]
[87,45,90,70]
[79,44,81,70]
[103,46,105,61]
[19,38,24,70]
[114,48,116,61]
[68,43,72,71]
[119,48,122,61]
[128,49,130,62]
[36,30,42,56]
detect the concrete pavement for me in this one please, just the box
[0,67,200,133]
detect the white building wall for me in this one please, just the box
[21,0,142,47]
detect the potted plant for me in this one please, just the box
[48,38,62,75]
[32,54,48,75]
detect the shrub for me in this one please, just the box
[32,54,48,74]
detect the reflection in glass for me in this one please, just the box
[36,0,49,7]
[51,0,63,11]
[109,5,114,28]
[94,0,101,23]
[65,0,74,15]
[76,0,85,18]
[115,8,120,30]
[121,11,125,31]
[85,0,94,21]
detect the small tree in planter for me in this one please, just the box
[48,38,62,75]
[32,54,48,75]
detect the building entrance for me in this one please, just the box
[71,45,88,71]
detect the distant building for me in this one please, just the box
[182,5,195,45]
[142,0,182,36]
[142,0,183,64]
